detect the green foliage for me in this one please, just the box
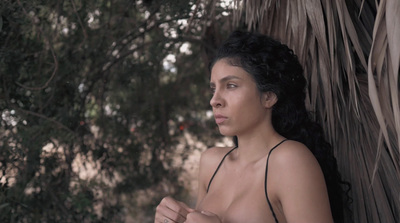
[0,0,233,221]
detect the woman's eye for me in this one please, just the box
[227,83,237,89]
[210,87,216,94]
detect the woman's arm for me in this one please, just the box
[191,148,222,223]
[270,141,334,223]
[195,147,231,208]
[195,148,210,208]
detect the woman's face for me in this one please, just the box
[210,59,270,137]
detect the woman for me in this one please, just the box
[155,31,350,223]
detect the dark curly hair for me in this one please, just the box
[210,31,351,223]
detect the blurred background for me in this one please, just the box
[0,0,236,222]
[1,0,399,222]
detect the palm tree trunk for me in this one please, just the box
[231,0,400,222]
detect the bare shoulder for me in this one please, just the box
[201,146,233,161]
[268,140,333,222]
[268,139,326,197]
[199,146,234,172]
[270,140,319,168]
[198,146,235,188]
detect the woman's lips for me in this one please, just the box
[214,115,227,124]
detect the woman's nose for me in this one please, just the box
[210,90,223,108]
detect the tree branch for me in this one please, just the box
[70,0,88,43]
[11,105,76,135]
[15,0,59,91]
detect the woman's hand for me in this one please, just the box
[184,210,221,223]
[155,196,194,223]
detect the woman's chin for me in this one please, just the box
[218,128,235,137]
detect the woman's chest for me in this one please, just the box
[197,167,276,223]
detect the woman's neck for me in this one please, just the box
[234,128,284,164]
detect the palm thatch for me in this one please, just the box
[231,0,400,222]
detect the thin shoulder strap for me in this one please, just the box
[206,146,238,192]
[265,139,288,223]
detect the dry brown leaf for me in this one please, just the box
[231,1,400,222]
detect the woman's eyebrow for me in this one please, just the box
[210,75,242,86]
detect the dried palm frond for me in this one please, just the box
[231,0,400,222]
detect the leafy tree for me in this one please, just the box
[0,0,233,221]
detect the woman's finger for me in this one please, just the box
[155,197,190,223]
[154,214,177,223]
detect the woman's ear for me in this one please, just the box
[262,91,278,108]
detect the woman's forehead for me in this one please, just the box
[210,59,250,81]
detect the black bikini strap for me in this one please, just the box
[265,139,288,223]
[206,146,238,192]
